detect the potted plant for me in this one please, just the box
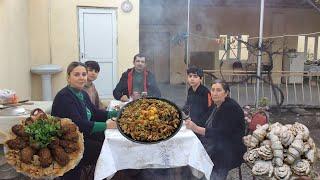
[287,48,297,58]
[305,59,312,65]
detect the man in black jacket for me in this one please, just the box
[113,53,161,101]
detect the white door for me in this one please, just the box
[78,8,117,98]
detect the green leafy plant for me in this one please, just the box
[258,97,269,107]
[286,48,297,58]
[287,48,297,53]
[305,59,313,65]
[306,52,315,62]
[25,117,61,148]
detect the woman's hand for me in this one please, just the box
[106,119,117,129]
[185,119,206,136]
[185,119,196,131]
[120,95,129,102]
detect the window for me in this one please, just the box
[240,35,249,60]
[218,34,249,61]
[297,35,320,61]
[307,37,315,61]
[297,36,305,53]
[219,35,227,60]
[229,36,238,59]
[317,36,320,59]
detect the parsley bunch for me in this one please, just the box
[25,117,61,148]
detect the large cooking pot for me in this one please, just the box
[116,97,183,144]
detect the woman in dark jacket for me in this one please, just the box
[185,79,246,180]
[51,61,117,180]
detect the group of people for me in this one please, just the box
[51,53,246,180]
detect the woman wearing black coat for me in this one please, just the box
[51,61,117,180]
[185,79,246,180]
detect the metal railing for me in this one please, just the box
[203,70,320,107]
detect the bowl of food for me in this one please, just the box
[116,97,183,144]
[4,108,84,179]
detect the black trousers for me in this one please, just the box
[210,168,228,180]
[62,132,104,180]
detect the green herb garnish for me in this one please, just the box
[25,116,61,148]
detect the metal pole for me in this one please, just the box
[186,0,190,66]
[256,0,265,107]
[185,0,191,96]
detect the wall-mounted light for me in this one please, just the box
[121,0,133,13]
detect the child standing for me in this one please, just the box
[84,61,105,110]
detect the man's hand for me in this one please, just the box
[120,95,129,102]
[106,120,117,129]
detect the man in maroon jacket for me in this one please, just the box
[113,53,161,102]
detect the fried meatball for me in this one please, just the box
[37,113,48,120]
[62,131,79,142]
[6,137,28,150]
[20,135,30,143]
[59,140,79,153]
[51,146,69,166]
[48,138,60,149]
[61,123,77,135]
[30,108,48,121]
[38,148,53,168]
[29,142,41,151]
[20,146,34,164]
[24,117,34,126]
[12,124,28,137]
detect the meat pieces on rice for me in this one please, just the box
[59,140,79,153]
[12,124,28,137]
[62,131,79,142]
[38,148,53,168]
[61,124,77,134]
[6,137,28,150]
[20,146,35,164]
[51,146,70,166]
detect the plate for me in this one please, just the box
[0,107,27,116]
[4,117,84,179]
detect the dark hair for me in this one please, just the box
[187,66,204,78]
[133,53,147,62]
[67,61,87,76]
[85,60,100,72]
[212,79,230,93]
